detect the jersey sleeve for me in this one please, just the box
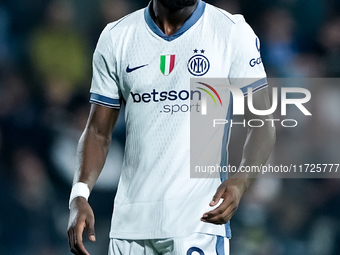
[228,17,268,96]
[89,25,121,109]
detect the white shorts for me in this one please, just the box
[108,233,229,255]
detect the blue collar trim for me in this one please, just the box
[144,0,206,41]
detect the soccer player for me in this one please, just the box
[67,0,276,254]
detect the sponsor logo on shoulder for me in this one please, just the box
[250,38,262,67]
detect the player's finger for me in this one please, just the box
[68,228,79,255]
[74,223,90,255]
[210,202,237,223]
[203,197,233,219]
[209,185,226,206]
[86,217,96,242]
[205,206,237,224]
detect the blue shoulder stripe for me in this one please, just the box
[214,7,236,24]
[241,78,268,96]
[109,14,132,31]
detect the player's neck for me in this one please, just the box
[151,0,198,36]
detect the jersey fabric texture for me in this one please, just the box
[90,0,267,240]
[108,233,229,255]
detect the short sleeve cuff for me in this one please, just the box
[241,78,268,97]
[90,93,121,109]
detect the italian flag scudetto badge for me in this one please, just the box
[160,55,175,76]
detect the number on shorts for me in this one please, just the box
[187,247,205,255]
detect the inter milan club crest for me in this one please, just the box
[187,49,210,76]
[160,55,175,76]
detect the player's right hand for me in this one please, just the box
[67,197,96,255]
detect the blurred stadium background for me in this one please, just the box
[0,0,340,254]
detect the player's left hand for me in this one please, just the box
[201,178,248,224]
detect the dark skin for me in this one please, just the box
[68,105,119,255]
[67,0,276,254]
[151,0,198,36]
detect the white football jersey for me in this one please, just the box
[90,0,267,239]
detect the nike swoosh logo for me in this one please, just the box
[126,64,148,73]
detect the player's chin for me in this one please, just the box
[176,0,198,7]
[163,0,198,10]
